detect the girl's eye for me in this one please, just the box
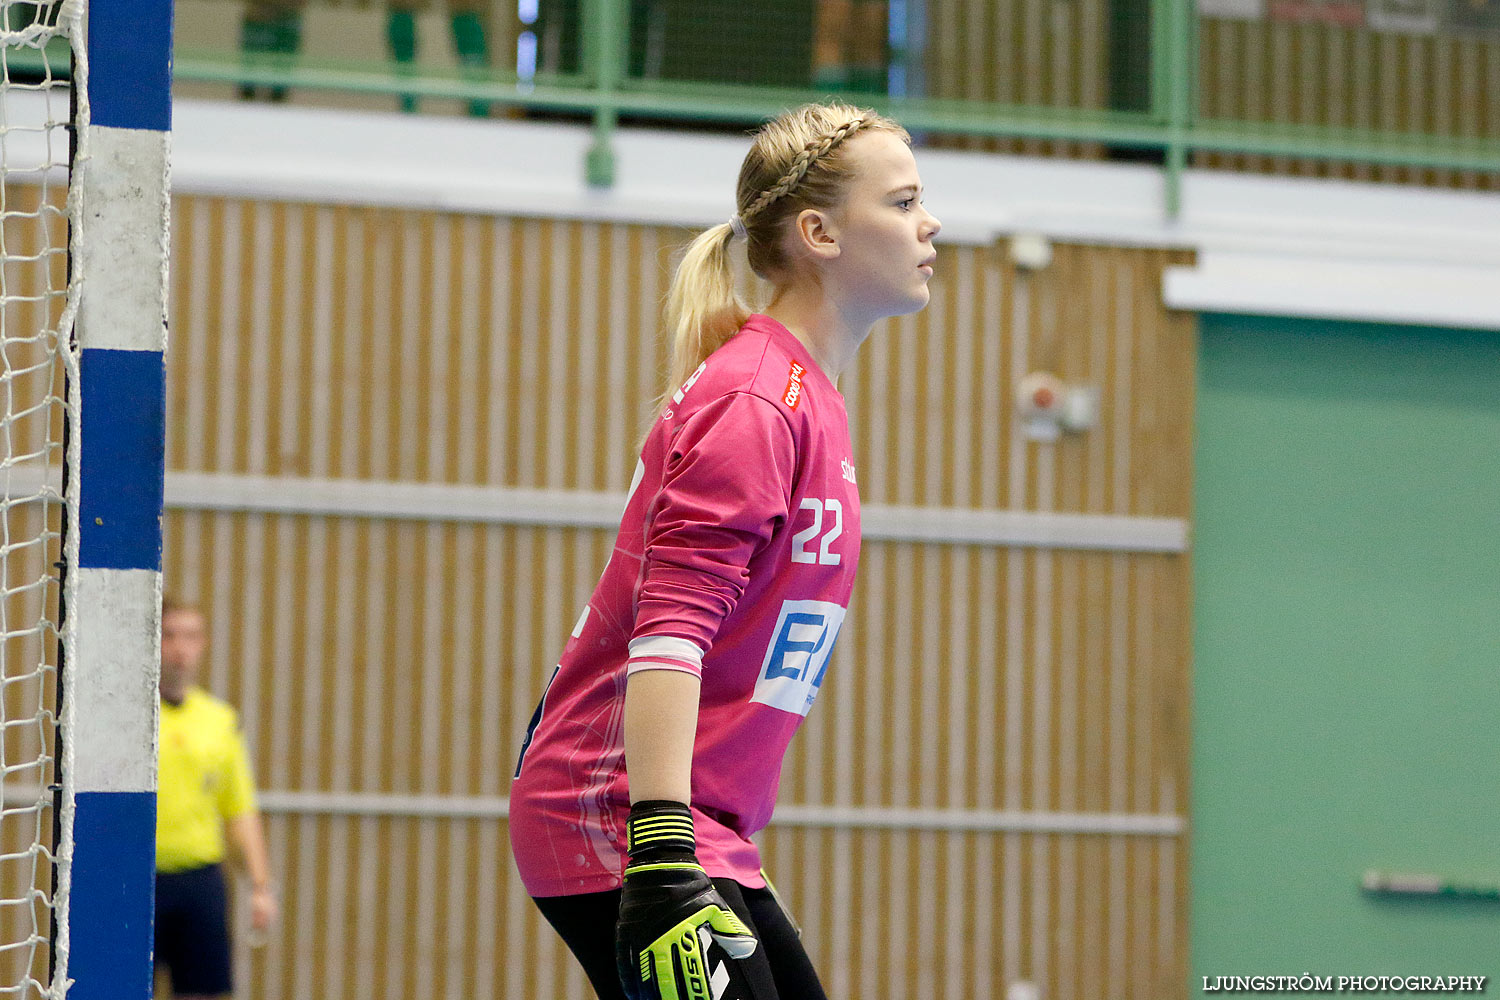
[898,199,913,210]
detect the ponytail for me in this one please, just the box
[660,221,749,406]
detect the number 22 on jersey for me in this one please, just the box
[790,497,843,565]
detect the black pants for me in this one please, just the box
[534,879,828,1000]
[155,863,233,996]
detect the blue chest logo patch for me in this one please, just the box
[751,600,846,717]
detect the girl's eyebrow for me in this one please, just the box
[887,184,923,199]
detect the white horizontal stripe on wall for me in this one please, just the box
[159,472,1189,553]
[1164,250,1500,331]
[0,467,1190,550]
[17,89,1495,289]
[256,790,1184,836]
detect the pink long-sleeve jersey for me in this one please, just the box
[509,314,861,897]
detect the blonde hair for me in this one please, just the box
[660,101,910,398]
[161,593,199,617]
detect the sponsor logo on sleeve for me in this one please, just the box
[672,360,709,405]
[782,361,806,410]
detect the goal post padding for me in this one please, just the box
[59,0,171,998]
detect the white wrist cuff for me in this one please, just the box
[626,635,705,677]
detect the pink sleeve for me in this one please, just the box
[632,391,796,656]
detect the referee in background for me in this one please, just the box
[155,595,278,1000]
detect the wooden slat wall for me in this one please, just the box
[163,196,1195,1000]
[919,2,1500,188]
[1197,19,1500,188]
[924,0,1111,160]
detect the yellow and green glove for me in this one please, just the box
[615,801,759,1000]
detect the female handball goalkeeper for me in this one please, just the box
[509,100,941,1000]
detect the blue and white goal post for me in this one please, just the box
[55,0,171,997]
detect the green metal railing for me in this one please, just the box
[10,0,1500,213]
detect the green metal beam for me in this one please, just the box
[582,0,622,187]
[61,46,1464,182]
[1190,120,1500,173]
[172,51,1500,177]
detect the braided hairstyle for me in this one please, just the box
[660,101,910,399]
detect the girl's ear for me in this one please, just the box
[793,208,841,261]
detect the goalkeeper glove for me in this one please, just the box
[615,800,759,1000]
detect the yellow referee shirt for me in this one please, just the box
[157,686,258,873]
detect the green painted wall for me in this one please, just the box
[1191,314,1500,985]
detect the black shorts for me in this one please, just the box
[155,863,233,996]
[534,877,828,1000]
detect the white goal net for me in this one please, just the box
[0,1,77,995]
